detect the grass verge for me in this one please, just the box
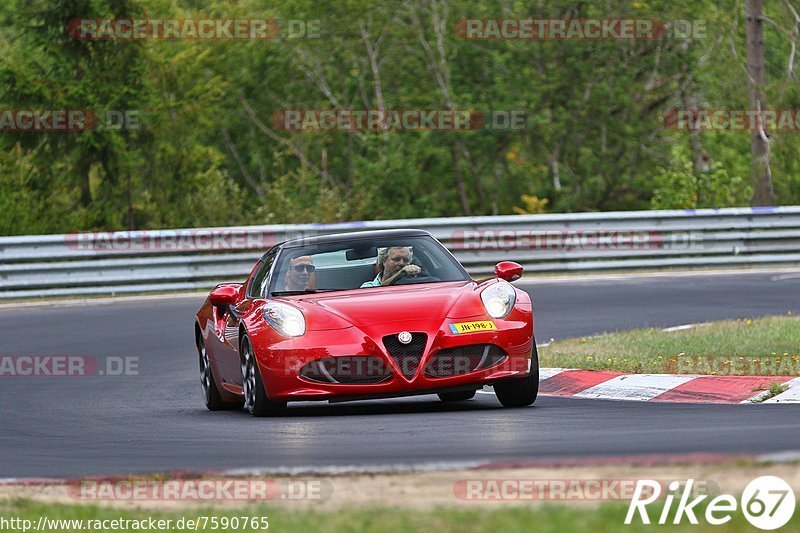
[3,498,797,533]
[539,315,800,375]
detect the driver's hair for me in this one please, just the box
[287,252,313,264]
[377,246,413,272]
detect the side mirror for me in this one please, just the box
[494,261,523,282]
[209,284,240,306]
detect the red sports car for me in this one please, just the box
[194,229,537,416]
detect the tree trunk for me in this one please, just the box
[745,0,775,205]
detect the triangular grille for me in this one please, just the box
[382,333,427,379]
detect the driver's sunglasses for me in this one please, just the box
[292,264,316,273]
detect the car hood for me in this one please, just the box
[294,281,483,329]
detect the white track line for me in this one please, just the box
[661,323,699,332]
[762,377,800,404]
[539,368,569,380]
[222,461,485,476]
[574,374,696,401]
[772,273,800,281]
[756,450,800,462]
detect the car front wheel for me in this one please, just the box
[494,341,539,408]
[241,335,287,417]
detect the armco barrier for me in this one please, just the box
[1,206,800,298]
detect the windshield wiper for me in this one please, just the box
[270,289,338,296]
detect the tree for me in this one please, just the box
[745,0,775,205]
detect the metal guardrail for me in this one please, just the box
[2,206,800,299]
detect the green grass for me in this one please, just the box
[539,315,800,375]
[753,382,791,402]
[3,498,798,533]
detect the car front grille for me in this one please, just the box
[382,332,427,379]
[299,356,392,385]
[425,344,507,378]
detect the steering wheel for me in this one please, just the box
[391,266,441,285]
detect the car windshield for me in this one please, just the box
[268,235,469,296]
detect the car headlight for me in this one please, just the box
[263,302,306,337]
[481,281,516,318]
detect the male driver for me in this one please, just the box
[284,255,315,291]
[361,246,421,287]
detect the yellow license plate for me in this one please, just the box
[449,321,497,334]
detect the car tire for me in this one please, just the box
[494,340,539,408]
[241,335,287,417]
[437,390,477,402]
[197,333,243,411]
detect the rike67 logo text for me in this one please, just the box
[626,476,795,530]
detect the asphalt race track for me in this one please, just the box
[2,271,800,478]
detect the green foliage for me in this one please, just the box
[0,0,798,235]
[512,195,549,215]
[651,145,751,209]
